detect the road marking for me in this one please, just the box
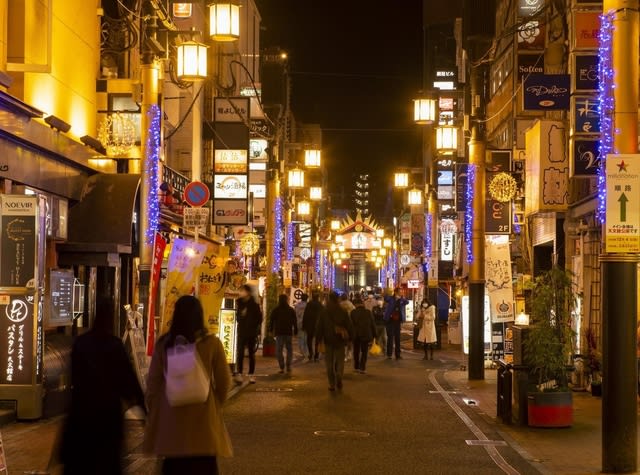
[466,440,509,446]
[428,371,520,475]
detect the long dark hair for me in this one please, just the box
[167,295,206,347]
[92,296,115,335]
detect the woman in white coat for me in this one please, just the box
[416,299,437,360]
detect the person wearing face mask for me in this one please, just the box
[234,284,263,384]
[383,288,409,360]
[416,298,437,360]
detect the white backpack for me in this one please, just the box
[164,336,211,407]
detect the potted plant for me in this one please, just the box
[261,273,280,356]
[524,266,576,427]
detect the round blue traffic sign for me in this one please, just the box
[184,181,210,207]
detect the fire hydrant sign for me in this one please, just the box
[606,154,640,253]
[183,207,209,229]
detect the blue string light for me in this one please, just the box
[145,104,161,246]
[425,213,433,268]
[286,221,295,260]
[272,196,284,273]
[512,202,521,234]
[597,12,614,223]
[315,249,321,276]
[464,164,476,263]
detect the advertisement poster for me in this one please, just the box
[199,244,230,335]
[0,293,36,384]
[160,238,207,334]
[218,308,237,364]
[0,195,37,287]
[461,295,492,356]
[146,233,167,356]
[485,236,515,323]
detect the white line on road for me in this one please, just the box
[428,370,521,475]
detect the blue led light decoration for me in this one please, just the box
[286,222,295,261]
[512,203,522,234]
[272,197,284,273]
[597,12,614,223]
[315,250,321,275]
[425,214,433,268]
[464,164,476,263]
[145,104,161,246]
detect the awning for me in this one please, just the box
[57,173,140,267]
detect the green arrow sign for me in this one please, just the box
[619,192,629,221]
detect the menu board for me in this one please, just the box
[48,269,74,327]
[0,293,36,384]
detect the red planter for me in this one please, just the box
[527,391,573,428]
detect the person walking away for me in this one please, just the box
[364,293,376,312]
[316,291,354,390]
[303,292,324,361]
[339,293,356,362]
[144,295,233,475]
[234,284,263,384]
[60,296,145,475]
[384,288,409,360]
[294,293,309,358]
[372,297,386,351]
[350,297,377,374]
[416,298,438,360]
[269,294,298,373]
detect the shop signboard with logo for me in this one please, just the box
[485,151,512,234]
[517,0,543,17]
[0,196,37,287]
[523,74,570,110]
[573,96,601,134]
[213,200,248,225]
[517,54,543,80]
[218,308,237,364]
[573,10,601,50]
[605,154,640,253]
[573,54,599,91]
[571,138,601,177]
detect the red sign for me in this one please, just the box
[184,181,210,207]
[146,233,167,356]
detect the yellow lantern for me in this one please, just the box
[304,149,321,168]
[394,172,409,188]
[330,219,341,230]
[383,237,392,248]
[413,97,437,124]
[309,186,323,201]
[407,187,423,206]
[335,259,342,265]
[335,235,344,244]
[338,244,345,252]
[436,125,458,152]
[176,41,208,80]
[372,239,381,249]
[297,200,311,216]
[288,167,305,189]
[376,229,385,238]
[209,2,240,41]
[380,247,388,256]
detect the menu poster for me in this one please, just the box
[0,196,37,288]
[0,293,35,385]
[48,269,75,327]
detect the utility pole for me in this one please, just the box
[601,1,639,472]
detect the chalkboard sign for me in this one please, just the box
[48,269,74,326]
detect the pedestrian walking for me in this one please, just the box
[302,292,324,361]
[234,284,263,384]
[350,296,377,373]
[269,294,298,373]
[372,296,386,351]
[143,295,233,475]
[294,293,309,358]
[416,298,438,360]
[339,293,356,362]
[316,291,354,391]
[384,288,409,360]
[60,297,145,475]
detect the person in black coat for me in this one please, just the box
[302,292,324,362]
[269,294,298,373]
[235,284,263,384]
[315,291,354,391]
[350,297,377,374]
[60,297,144,475]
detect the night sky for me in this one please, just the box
[255,1,426,222]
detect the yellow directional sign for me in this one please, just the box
[606,154,640,253]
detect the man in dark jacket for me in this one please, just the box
[350,297,377,374]
[269,294,298,373]
[235,284,263,383]
[302,292,324,362]
[315,292,354,391]
[384,287,409,360]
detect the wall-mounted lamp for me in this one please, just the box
[209,2,240,41]
[80,135,107,155]
[436,125,458,152]
[297,200,311,216]
[304,149,321,168]
[383,237,392,248]
[176,40,208,81]
[287,167,305,189]
[394,172,409,188]
[44,115,71,133]
[330,219,341,231]
[413,97,437,124]
[515,311,530,326]
[407,187,423,206]
[309,186,323,201]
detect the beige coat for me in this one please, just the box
[417,305,438,344]
[143,334,233,458]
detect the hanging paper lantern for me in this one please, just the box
[488,172,517,202]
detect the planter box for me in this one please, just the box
[527,391,573,428]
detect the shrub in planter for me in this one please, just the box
[524,266,576,427]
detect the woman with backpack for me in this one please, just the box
[144,295,233,474]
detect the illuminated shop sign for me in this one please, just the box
[214,175,248,199]
[214,149,248,173]
[218,309,237,364]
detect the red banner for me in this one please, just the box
[146,233,167,356]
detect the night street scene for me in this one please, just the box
[0,0,638,473]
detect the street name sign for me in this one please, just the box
[606,154,640,253]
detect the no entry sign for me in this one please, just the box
[184,181,210,207]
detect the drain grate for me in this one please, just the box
[313,430,371,438]
[255,387,294,392]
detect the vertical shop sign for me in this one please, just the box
[485,236,515,323]
[485,151,512,234]
[218,308,237,364]
[146,233,167,356]
[199,244,230,336]
[0,293,35,384]
[0,195,37,287]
